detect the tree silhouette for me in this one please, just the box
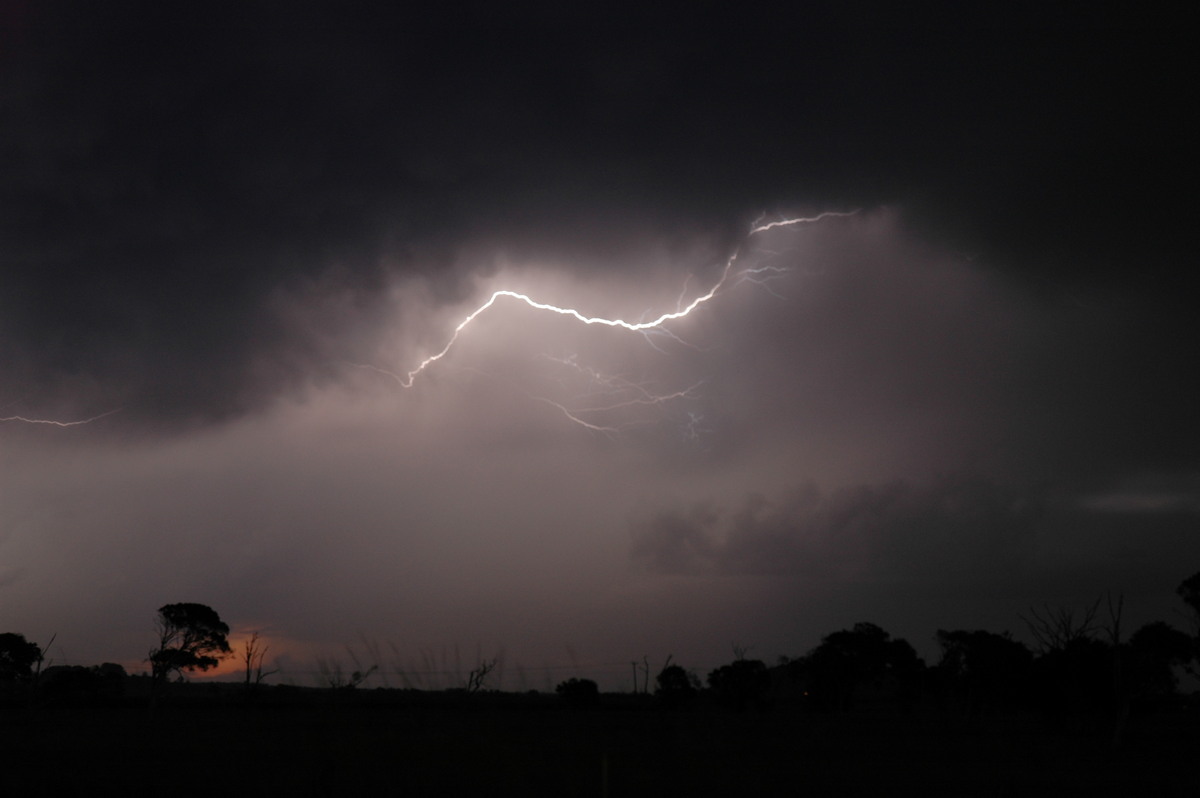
[935,629,1032,715]
[802,622,924,711]
[149,603,231,684]
[1018,599,1113,718]
[1029,636,1112,718]
[556,677,600,707]
[0,632,42,682]
[241,631,277,691]
[707,658,769,709]
[1126,621,1195,699]
[655,663,700,708]
[1021,598,1101,654]
[1177,571,1200,633]
[466,658,497,693]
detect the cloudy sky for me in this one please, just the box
[2,2,1197,687]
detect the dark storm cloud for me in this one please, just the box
[630,477,1043,581]
[3,2,1195,426]
[630,476,1200,637]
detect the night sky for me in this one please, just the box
[2,2,1197,687]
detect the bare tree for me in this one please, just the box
[29,632,54,706]
[356,637,389,688]
[242,632,278,690]
[315,655,377,690]
[1103,592,1124,647]
[466,658,497,693]
[628,655,654,694]
[1102,592,1130,749]
[1020,597,1101,653]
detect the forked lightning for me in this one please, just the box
[400,211,855,387]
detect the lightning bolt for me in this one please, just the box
[399,211,856,387]
[349,210,855,437]
[747,210,857,234]
[1,409,121,427]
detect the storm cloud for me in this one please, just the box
[2,2,1197,684]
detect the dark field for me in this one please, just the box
[3,689,1197,797]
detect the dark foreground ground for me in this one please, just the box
[2,690,1196,797]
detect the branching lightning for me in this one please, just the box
[401,286,710,388]
[355,210,855,435]
[398,212,855,389]
[747,210,856,234]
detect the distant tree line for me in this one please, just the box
[559,570,1200,731]
[3,573,1199,731]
